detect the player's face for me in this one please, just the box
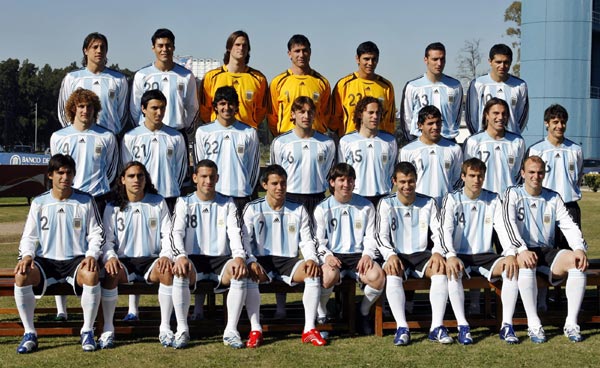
[331,175,355,202]
[545,117,567,141]
[215,99,238,121]
[521,159,545,194]
[49,166,75,191]
[419,116,442,142]
[84,39,107,67]
[263,174,287,203]
[291,103,315,130]
[121,165,146,198]
[288,43,311,69]
[489,54,511,80]
[484,104,508,134]
[393,172,417,200]
[193,166,219,198]
[230,36,249,62]
[424,49,446,76]
[73,101,95,127]
[356,53,378,78]
[152,37,175,63]
[360,102,382,130]
[142,99,166,126]
[461,167,485,195]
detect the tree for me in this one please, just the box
[504,1,521,76]
[455,39,483,89]
[0,59,21,147]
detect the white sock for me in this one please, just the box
[360,285,383,316]
[447,276,468,326]
[158,284,173,333]
[517,268,541,328]
[55,295,68,317]
[225,279,247,335]
[565,268,586,326]
[430,275,449,329]
[128,294,140,315]
[385,276,407,329]
[81,283,101,333]
[14,285,36,334]
[245,281,262,332]
[275,293,287,315]
[101,287,118,333]
[318,286,334,319]
[194,293,205,318]
[172,277,190,335]
[302,277,320,332]
[501,271,519,326]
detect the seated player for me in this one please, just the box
[242,165,326,347]
[100,161,187,349]
[14,154,103,353]
[171,160,249,349]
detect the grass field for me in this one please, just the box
[0,193,600,366]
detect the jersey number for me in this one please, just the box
[40,216,49,231]
[351,149,363,163]
[117,218,125,232]
[204,141,219,155]
[132,144,147,159]
[348,93,363,107]
[477,151,490,163]
[185,214,198,228]
[454,212,465,225]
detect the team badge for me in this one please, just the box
[543,214,551,224]
[218,218,225,227]
[485,216,492,224]
[445,160,451,170]
[245,91,254,100]
[511,96,517,107]
[288,223,297,233]
[178,83,184,92]
[312,92,320,102]
[382,153,388,164]
[167,147,174,158]
[420,221,427,230]
[569,162,575,172]
[73,218,82,230]
[448,90,455,104]
[149,218,157,230]
[508,156,515,166]
[317,152,325,163]
[94,144,102,156]
[237,144,245,155]
[354,220,362,230]
[109,89,115,100]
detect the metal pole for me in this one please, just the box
[34,102,38,152]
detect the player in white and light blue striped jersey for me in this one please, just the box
[400,42,463,141]
[466,44,528,134]
[130,29,198,131]
[338,96,397,205]
[463,98,525,198]
[58,33,129,135]
[399,105,462,206]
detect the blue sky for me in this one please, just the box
[1,0,515,91]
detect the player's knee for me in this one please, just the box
[365,268,386,289]
[78,268,99,286]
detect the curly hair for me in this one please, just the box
[65,88,101,124]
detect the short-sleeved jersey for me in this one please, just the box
[502,185,586,254]
[19,189,104,261]
[121,124,188,198]
[375,193,442,260]
[526,138,583,203]
[466,73,528,134]
[463,131,525,197]
[313,194,378,260]
[102,193,172,263]
[200,65,268,128]
[331,72,396,136]
[439,188,505,257]
[130,63,199,130]
[241,198,318,264]
[400,74,463,140]
[399,138,463,205]
[270,130,336,194]
[194,120,259,197]
[338,131,397,197]
[58,67,129,134]
[170,192,245,259]
[50,124,118,197]
[268,69,331,136]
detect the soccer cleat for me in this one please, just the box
[393,327,411,346]
[499,324,519,344]
[357,313,374,336]
[246,330,263,348]
[97,331,115,349]
[159,330,175,347]
[16,332,38,354]
[80,330,97,352]
[173,331,190,349]
[301,328,327,346]
[527,326,546,344]
[223,331,244,349]
[457,325,473,345]
[122,313,139,322]
[316,316,328,325]
[54,313,68,322]
[563,324,583,342]
[428,326,454,344]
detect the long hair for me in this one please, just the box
[113,161,158,211]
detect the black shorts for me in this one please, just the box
[189,255,231,292]
[255,255,303,286]
[457,253,503,281]
[120,256,159,284]
[531,247,569,286]
[33,256,85,297]
[383,251,431,280]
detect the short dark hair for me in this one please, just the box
[152,28,175,46]
[327,163,356,194]
[195,159,218,173]
[48,154,76,175]
[417,105,442,125]
[481,97,509,129]
[287,34,311,51]
[544,104,569,123]
[489,43,513,62]
[223,30,250,64]
[290,96,316,122]
[353,96,382,129]
[461,158,487,176]
[212,86,239,108]
[261,164,287,184]
[114,161,158,210]
[81,32,107,67]
[141,89,167,109]
[66,88,102,123]
[356,41,379,58]
[393,161,417,179]
[424,42,445,58]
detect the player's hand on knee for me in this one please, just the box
[82,256,98,273]
[248,262,264,282]
[446,256,462,281]
[429,253,446,274]
[104,257,122,276]
[502,255,518,280]
[574,249,588,272]
[304,260,320,278]
[231,257,248,280]
[173,257,191,277]
[383,255,403,276]
[517,250,537,269]
[156,256,173,274]
[14,256,34,275]
[357,255,373,274]
[325,255,342,270]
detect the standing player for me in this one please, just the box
[268,34,331,136]
[375,162,451,346]
[58,32,129,135]
[503,156,588,343]
[99,162,188,349]
[131,28,199,131]
[338,96,397,206]
[466,43,528,134]
[14,154,103,353]
[439,158,520,344]
[314,163,384,334]
[171,160,249,349]
[399,105,462,206]
[200,30,268,129]
[242,165,326,347]
[400,42,463,142]
[331,41,396,136]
